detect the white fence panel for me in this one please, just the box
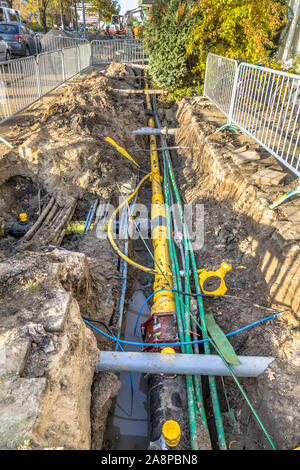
[36,34,88,53]
[0,56,39,122]
[204,53,238,118]
[231,63,300,178]
[37,50,64,96]
[62,46,79,81]
[204,53,300,205]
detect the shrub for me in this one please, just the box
[144,0,197,91]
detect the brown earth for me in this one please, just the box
[0,63,148,449]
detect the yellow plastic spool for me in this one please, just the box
[198,262,232,295]
[19,213,27,222]
[162,420,181,447]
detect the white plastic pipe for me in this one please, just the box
[96,351,274,377]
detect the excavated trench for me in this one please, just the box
[0,62,299,450]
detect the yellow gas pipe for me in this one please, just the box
[145,87,176,316]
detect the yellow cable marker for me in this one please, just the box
[105,137,140,168]
[198,262,232,296]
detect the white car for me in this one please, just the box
[0,35,10,61]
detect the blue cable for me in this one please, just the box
[83,208,92,233]
[133,288,285,338]
[133,289,172,336]
[48,245,67,251]
[83,309,284,348]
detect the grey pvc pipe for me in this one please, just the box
[96,351,274,377]
[132,127,177,136]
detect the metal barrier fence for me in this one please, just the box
[37,50,64,96]
[91,39,147,65]
[0,44,91,130]
[204,53,300,206]
[35,34,88,54]
[62,46,79,81]
[0,39,145,147]
[204,53,238,118]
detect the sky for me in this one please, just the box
[119,0,139,15]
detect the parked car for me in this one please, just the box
[0,34,10,61]
[0,22,39,57]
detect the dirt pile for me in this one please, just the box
[0,64,147,256]
[17,64,147,202]
[0,63,147,449]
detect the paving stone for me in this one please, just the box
[0,328,31,379]
[252,167,287,186]
[0,377,47,449]
[231,149,261,166]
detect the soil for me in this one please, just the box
[0,62,149,449]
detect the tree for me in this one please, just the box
[186,0,288,79]
[87,0,120,23]
[144,0,198,91]
[143,0,288,94]
[38,0,51,31]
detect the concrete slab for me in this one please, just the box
[0,377,47,449]
[0,328,31,378]
[252,168,287,186]
[231,149,261,166]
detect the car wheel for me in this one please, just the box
[5,50,10,62]
[25,46,30,57]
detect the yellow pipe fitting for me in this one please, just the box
[162,420,181,447]
[65,221,94,235]
[161,347,176,354]
[198,262,232,296]
[19,213,28,222]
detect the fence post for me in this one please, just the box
[76,45,80,74]
[90,41,93,67]
[227,62,239,125]
[35,54,42,98]
[61,49,66,82]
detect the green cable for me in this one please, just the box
[153,99,226,450]
[163,151,199,450]
[163,144,276,451]
[164,152,211,445]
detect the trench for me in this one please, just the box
[0,63,298,451]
